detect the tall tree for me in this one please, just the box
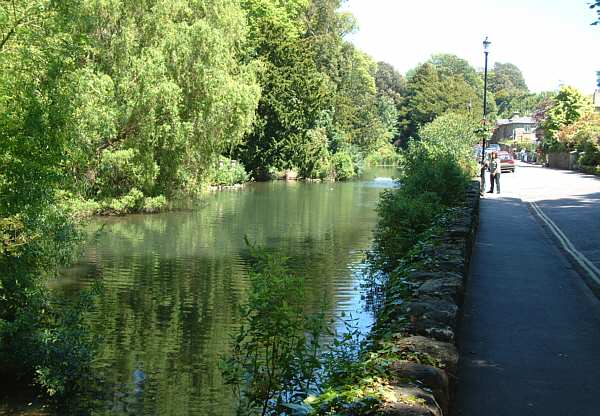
[399,60,491,142]
[539,85,593,151]
[488,62,531,116]
[428,53,482,91]
[0,0,95,397]
[375,61,406,109]
[489,62,528,93]
[374,62,405,143]
[68,0,261,198]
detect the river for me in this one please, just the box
[3,167,398,416]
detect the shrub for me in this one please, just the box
[372,190,443,271]
[142,195,168,213]
[371,112,477,270]
[210,156,249,186]
[55,190,100,220]
[221,242,325,415]
[99,188,144,215]
[0,207,96,400]
[579,139,600,167]
[332,146,362,181]
[364,143,401,167]
[95,149,158,198]
[298,127,332,179]
[400,142,471,206]
[331,150,355,180]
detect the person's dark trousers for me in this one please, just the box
[489,173,500,193]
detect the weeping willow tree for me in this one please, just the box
[66,0,261,199]
[0,0,262,397]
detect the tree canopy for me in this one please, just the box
[397,55,493,143]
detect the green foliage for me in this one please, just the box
[142,195,168,213]
[579,139,600,167]
[0,207,96,400]
[541,86,594,144]
[487,62,554,118]
[405,113,479,199]
[398,57,494,143]
[96,149,158,198]
[32,286,100,399]
[489,62,528,94]
[374,62,406,110]
[497,91,555,118]
[211,156,250,186]
[556,113,600,166]
[238,38,335,178]
[372,112,478,271]
[69,0,261,198]
[332,147,361,180]
[221,242,325,416]
[98,188,144,215]
[364,143,401,167]
[238,0,392,180]
[0,0,97,401]
[373,190,443,271]
[428,53,483,91]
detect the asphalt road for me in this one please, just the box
[508,163,600,276]
[454,162,600,416]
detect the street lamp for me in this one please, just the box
[481,36,491,161]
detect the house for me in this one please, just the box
[491,112,537,144]
[594,90,600,113]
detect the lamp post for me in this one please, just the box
[481,36,491,161]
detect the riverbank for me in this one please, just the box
[40,169,398,415]
[310,181,480,415]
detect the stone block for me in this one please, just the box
[394,336,459,375]
[380,385,442,416]
[388,361,449,413]
[415,275,464,304]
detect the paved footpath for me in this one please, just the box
[453,164,600,416]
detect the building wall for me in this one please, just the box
[492,122,536,143]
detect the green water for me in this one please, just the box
[55,168,398,416]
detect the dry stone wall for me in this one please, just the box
[374,181,480,415]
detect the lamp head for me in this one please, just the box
[483,36,491,52]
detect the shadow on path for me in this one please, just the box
[453,195,600,416]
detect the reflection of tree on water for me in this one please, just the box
[105,365,145,415]
[57,172,397,415]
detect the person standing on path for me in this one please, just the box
[480,157,489,196]
[487,151,501,194]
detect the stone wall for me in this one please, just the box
[310,182,480,415]
[547,152,578,170]
[373,182,479,415]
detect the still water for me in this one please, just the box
[55,167,397,415]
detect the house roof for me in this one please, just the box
[496,116,536,126]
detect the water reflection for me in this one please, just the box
[53,168,398,416]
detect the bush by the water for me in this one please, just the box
[364,143,401,167]
[0,208,96,399]
[221,242,325,415]
[373,190,443,271]
[211,156,249,186]
[372,112,479,271]
[332,148,360,181]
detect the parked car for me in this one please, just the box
[498,151,515,173]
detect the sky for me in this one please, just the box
[342,0,600,93]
